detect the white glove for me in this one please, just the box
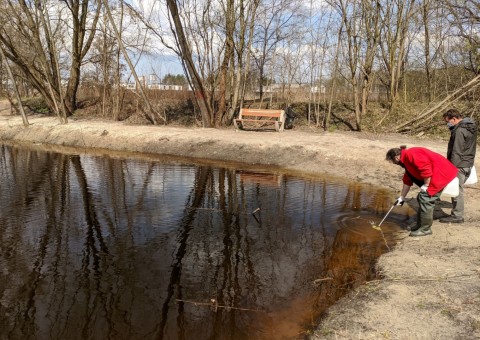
[394,196,404,206]
[420,185,429,193]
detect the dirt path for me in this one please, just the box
[1,110,479,339]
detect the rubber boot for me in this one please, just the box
[409,212,422,232]
[409,225,432,237]
[411,191,439,237]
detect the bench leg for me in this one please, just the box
[278,111,285,132]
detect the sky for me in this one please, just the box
[122,0,185,81]
[131,53,184,82]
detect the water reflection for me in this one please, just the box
[0,144,403,340]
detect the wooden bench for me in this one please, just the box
[234,108,285,132]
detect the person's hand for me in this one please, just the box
[394,196,404,206]
[420,185,429,193]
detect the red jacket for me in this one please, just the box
[400,147,458,196]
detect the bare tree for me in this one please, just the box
[165,0,213,127]
[305,5,333,127]
[62,0,102,115]
[130,0,261,127]
[112,1,125,121]
[251,0,302,105]
[409,0,450,103]
[326,25,342,131]
[231,0,261,120]
[102,0,163,124]
[0,46,29,126]
[216,0,235,126]
[421,0,433,101]
[0,0,66,122]
[378,0,418,112]
[38,0,68,122]
[331,0,362,130]
[327,0,380,131]
[0,0,101,121]
[443,0,480,75]
[359,0,381,121]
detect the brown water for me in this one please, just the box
[0,144,405,340]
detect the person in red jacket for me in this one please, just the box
[386,146,458,236]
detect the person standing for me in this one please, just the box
[440,109,477,223]
[386,146,458,237]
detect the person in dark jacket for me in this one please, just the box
[440,109,477,223]
[386,146,458,236]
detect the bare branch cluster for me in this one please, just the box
[1,0,480,131]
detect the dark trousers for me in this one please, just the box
[416,191,442,231]
[451,167,470,218]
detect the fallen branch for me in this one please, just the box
[395,74,480,133]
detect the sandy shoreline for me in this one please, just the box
[1,110,480,339]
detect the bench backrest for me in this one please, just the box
[240,108,284,118]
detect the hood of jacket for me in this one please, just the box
[454,117,477,134]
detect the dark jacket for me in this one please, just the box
[447,117,478,168]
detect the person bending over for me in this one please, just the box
[386,146,458,237]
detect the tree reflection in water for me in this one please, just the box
[0,144,404,339]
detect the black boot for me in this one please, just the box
[439,215,464,223]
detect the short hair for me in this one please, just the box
[443,109,463,120]
[386,145,406,161]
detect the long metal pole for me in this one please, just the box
[378,205,395,227]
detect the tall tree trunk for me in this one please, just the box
[326,25,342,131]
[379,0,417,112]
[359,0,381,119]
[226,0,260,123]
[422,0,432,102]
[0,47,29,127]
[216,0,235,126]
[113,0,125,121]
[166,0,213,127]
[38,0,68,123]
[64,0,101,116]
[353,77,361,131]
[238,0,260,110]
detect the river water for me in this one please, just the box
[0,144,405,339]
